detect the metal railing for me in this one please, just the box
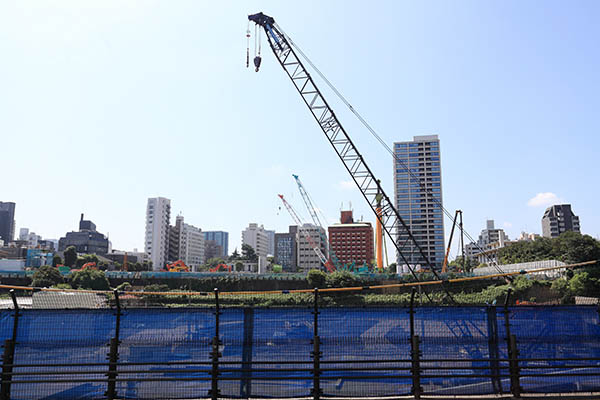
[1,288,600,400]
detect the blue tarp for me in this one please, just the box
[0,306,598,399]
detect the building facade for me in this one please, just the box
[0,202,16,245]
[297,224,328,272]
[176,216,205,271]
[266,230,276,256]
[144,197,171,271]
[393,135,445,272]
[542,204,581,238]
[204,231,229,258]
[328,210,374,268]
[58,214,110,255]
[465,220,510,265]
[274,226,298,272]
[242,223,270,259]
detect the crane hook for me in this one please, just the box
[254,55,262,72]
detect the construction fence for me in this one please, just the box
[0,287,599,400]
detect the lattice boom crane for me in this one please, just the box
[249,12,445,284]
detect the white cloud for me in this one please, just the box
[336,180,355,191]
[527,192,564,207]
[503,222,513,228]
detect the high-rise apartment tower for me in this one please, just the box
[144,197,171,270]
[393,135,445,272]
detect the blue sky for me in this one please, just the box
[1,1,598,259]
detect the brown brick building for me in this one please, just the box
[328,210,374,267]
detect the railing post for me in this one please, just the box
[311,288,321,400]
[409,288,421,399]
[240,307,254,398]
[209,288,221,400]
[106,289,122,400]
[503,289,521,397]
[486,305,502,393]
[508,334,521,398]
[1,290,20,400]
[409,287,416,338]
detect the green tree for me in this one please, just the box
[31,265,63,287]
[70,269,110,290]
[448,256,478,272]
[75,254,99,269]
[241,244,258,262]
[387,263,397,273]
[229,248,241,261]
[52,254,63,267]
[64,246,78,267]
[307,269,327,288]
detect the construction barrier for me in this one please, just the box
[0,290,599,399]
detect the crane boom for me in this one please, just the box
[248,12,446,284]
[277,194,335,272]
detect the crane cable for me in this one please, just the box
[275,23,505,275]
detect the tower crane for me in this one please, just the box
[277,194,336,272]
[292,174,342,270]
[248,12,451,292]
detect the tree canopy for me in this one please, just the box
[63,246,77,267]
[31,266,63,288]
[497,232,600,265]
[70,269,110,290]
[241,244,258,262]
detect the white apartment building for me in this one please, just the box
[242,223,270,259]
[296,223,328,272]
[145,197,171,270]
[172,215,205,271]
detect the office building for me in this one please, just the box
[242,223,270,259]
[145,197,171,270]
[297,224,328,272]
[542,204,581,238]
[204,231,229,258]
[0,202,16,245]
[393,135,445,272]
[274,226,298,272]
[328,210,374,267]
[58,214,110,255]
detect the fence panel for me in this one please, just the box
[505,305,600,393]
[0,305,599,399]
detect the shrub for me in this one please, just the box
[307,269,327,288]
[70,269,110,290]
[326,270,360,288]
[32,266,63,288]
